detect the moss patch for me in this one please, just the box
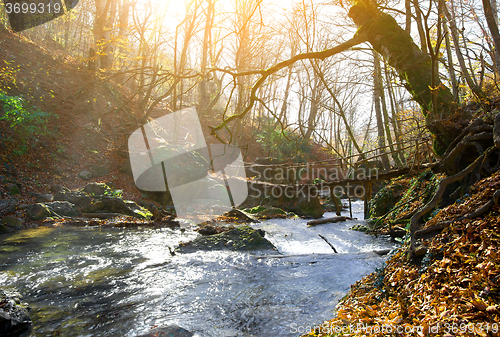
[369,170,444,233]
[3,227,55,245]
[176,225,275,252]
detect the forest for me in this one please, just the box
[0,0,500,336]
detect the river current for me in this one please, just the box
[0,201,396,336]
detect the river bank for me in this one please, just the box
[301,172,500,337]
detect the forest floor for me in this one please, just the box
[302,171,500,336]
[0,29,145,209]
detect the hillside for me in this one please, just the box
[0,29,143,204]
[302,171,500,336]
[0,29,332,223]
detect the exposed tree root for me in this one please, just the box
[416,189,500,237]
[409,147,494,258]
[439,117,494,175]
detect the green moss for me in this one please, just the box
[132,208,153,220]
[3,227,55,244]
[242,206,288,218]
[258,207,287,216]
[177,225,275,252]
[369,171,443,231]
[350,224,369,232]
[368,179,409,218]
[244,206,267,214]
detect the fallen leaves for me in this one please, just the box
[302,172,500,337]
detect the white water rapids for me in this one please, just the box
[0,201,397,336]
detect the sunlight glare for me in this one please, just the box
[138,0,295,21]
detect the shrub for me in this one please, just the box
[0,92,52,154]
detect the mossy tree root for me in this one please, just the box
[416,189,500,237]
[438,118,494,175]
[409,147,493,258]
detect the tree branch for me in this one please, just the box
[209,34,368,139]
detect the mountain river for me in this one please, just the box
[0,201,397,336]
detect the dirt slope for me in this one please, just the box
[0,29,141,206]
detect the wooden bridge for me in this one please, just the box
[239,136,435,217]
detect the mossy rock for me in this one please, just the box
[242,206,288,218]
[0,288,31,336]
[220,209,259,223]
[368,179,409,218]
[7,184,20,195]
[26,201,80,220]
[82,197,152,219]
[1,216,24,229]
[244,206,267,214]
[53,190,92,208]
[291,195,324,219]
[350,224,370,232]
[176,225,275,252]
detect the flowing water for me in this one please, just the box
[0,201,396,337]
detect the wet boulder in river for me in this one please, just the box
[176,225,275,252]
[26,201,80,220]
[0,289,31,336]
[54,190,92,208]
[82,197,152,219]
[136,324,193,337]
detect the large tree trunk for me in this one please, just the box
[94,0,118,71]
[482,0,500,72]
[373,51,391,171]
[348,0,456,155]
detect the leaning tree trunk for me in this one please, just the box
[348,0,456,156]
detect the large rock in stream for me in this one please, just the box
[289,195,324,219]
[27,201,80,220]
[0,289,31,336]
[136,325,193,337]
[176,225,275,253]
[82,197,152,219]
